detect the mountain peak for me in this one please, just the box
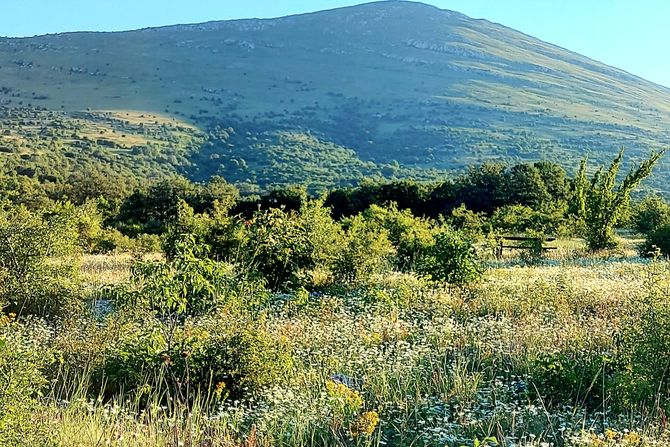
[1,2,670,191]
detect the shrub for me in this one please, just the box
[100,315,291,403]
[449,203,489,236]
[188,321,293,399]
[333,215,395,285]
[362,204,435,271]
[92,228,136,253]
[641,224,670,257]
[575,148,665,251]
[491,204,563,235]
[115,236,265,319]
[103,240,279,402]
[631,195,670,235]
[0,314,53,446]
[0,206,81,317]
[529,351,607,409]
[243,201,343,290]
[135,233,162,254]
[417,226,481,285]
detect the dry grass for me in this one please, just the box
[80,253,163,286]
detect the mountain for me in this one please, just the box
[1,1,670,192]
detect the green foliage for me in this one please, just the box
[0,172,52,210]
[491,204,563,235]
[0,315,53,446]
[417,226,481,285]
[362,204,435,271]
[615,261,670,409]
[244,201,343,290]
[162,198,244,261]
[103,240,279,402]
[0,206,81,317]
[334,215,396,285]
[449,204,489,236]
[50,200,105,253]
[642,224,670,257]
[101,314,291,403]
[117,176,239,235]
[187,322,293,399]
[116,237,263,319]
[631,194,670,235]
[529,351,606,409]
[576,148,666,251]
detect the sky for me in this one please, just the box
[2,1,669,87]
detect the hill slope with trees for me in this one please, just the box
[1,1,670,191]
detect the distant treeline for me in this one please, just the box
[0,160,570,228]
[2,156,669,252]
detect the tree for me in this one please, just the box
[508,164,551,209]
[576,148,666,251]
[454,163,510,214]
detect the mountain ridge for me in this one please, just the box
[1,1,669,192]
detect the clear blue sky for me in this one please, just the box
[2,0,669,87]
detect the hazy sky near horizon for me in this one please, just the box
[2,1,669,87]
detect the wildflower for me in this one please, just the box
[327,380,363,407]
[605,429,617,441]
[350,410,380,437]
[622,432,641,446]
[214,381,226,398]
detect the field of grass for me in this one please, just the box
[21,239,670,446]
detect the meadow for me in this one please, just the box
[2,150,670,446]
[0,234,670,447]
[24,243,670,447]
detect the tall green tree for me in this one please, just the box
[576,148,666,251]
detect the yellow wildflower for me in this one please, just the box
[622,432,641,446]
[350,410,380,437]
[214,381,226,397]
[605,429,617,442]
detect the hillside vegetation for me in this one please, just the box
[2,1,670,190]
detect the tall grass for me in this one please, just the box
[21,255,670,446]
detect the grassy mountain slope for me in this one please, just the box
[1,1,670,191]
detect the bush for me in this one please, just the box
[0,206,81,317]
[417,226,481,285]
[491,204,564,235]
[529,351,607,409]
[92,228,136,253]
[101,316,292,403]
[334,215,395,285]
[0,315,53,446]
[631,195,670,235]
[188,321,293,399]
[102,239,278,402]
[575,149,665,251]
[449,203,489,236]
[135,233,162,253]
[641,224,670,257]
[362,204,435,271]
[115,237,267,319]
[243,201,343,290]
